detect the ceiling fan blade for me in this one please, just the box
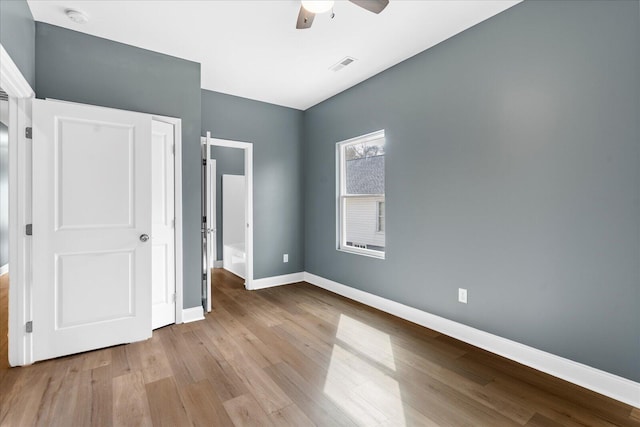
[296,5,315,29]
[348,0,389,14]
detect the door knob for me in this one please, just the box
[140,234,150,242]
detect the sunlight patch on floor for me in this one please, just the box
[323,314,407,426]
[335,313,396,370]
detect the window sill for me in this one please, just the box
[337,247,385,260]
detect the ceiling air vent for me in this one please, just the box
[329,56,357,72]
[0,89,8,102]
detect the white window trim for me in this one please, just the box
[335,129,385,260]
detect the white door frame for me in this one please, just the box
[206,159,216,312]
[211,163,223,269]
[1,43,35,366]
[202,133,254,290]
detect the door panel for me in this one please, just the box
[32,99,152,362]
[57,251,134,327]
[151,120,176,329]
[57,119,134,229]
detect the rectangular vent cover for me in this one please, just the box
[329,56,357,72]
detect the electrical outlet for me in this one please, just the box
[283,254,288,263]
[458,288,468,304]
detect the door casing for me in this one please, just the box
[2,42,35,367]
[205,159,216,312]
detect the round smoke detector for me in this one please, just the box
[65,9,89,24]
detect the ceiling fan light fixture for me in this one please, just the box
[301,0,335,14]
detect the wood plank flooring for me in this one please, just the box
[0,269,638,426]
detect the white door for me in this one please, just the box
[205,158,216,312]
[202,138,210,312]
[32,99,152,362]
[151,120,176,329]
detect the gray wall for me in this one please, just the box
[0,0,35,89]
[0,122,8,267]
[210,146,245,261]
[303,0,640,382]
[35,23,203,309]
[202,90,304,279]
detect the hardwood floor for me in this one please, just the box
[0,269,638,426]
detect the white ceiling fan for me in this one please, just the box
[296,0,390,29]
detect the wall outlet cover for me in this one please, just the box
[283,254,289,263]
[458,288,468,304]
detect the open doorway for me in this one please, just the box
[202,132,254,312]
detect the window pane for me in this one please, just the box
[337,131,385,257]
[344,197,385,252]
[377,201,385,232]
[344,140,385,195]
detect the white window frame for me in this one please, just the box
[336,129,385,259]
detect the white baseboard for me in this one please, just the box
[0,264,8,276]
[182,306,204,323]
[303,272,640,409]
[213,261,224,268]
[250,272,305,290]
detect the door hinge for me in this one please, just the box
[26,321,33,333]
[25,224,33,236]
[171,293,176,303]
[25,127,32,139]
[202,216,206,223]
[202,273,207,281]
[202,159,206,166]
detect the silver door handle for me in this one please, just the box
[140,234,149,242]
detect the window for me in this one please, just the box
[337,130,385,258]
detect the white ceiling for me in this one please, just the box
[27,0,520,110]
